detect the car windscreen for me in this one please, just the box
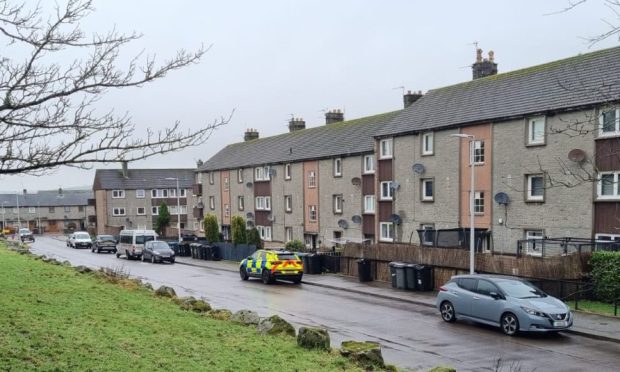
[19,229,30,233]
[135,235,155,244]
[496,279,546,299]
[98,235,115,241]
[277,253,298,260]
[151,242,170,251]
[75,233,90,239]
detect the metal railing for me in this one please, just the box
[516,237,620,258]
[417,228,490,252]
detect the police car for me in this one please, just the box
[240,249,303,284]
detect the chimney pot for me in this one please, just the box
[288,117,306,132]
[325,109,344,125]
[244,128,259,141]
[403,90,423,108]
[472,48,498,79]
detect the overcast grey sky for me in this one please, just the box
[1,0,618,192]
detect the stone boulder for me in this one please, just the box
[257,315,295,337]
[231,310,260,325]
[177,296,211,313]
[154,285,177,298]
[207,309,233,321]
[427,367,456,372]
[75,265,92,273]
[340,341,384,370]
[141,282,154,291]
[296,327,330,351]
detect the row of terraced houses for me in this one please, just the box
[93,47,620,255]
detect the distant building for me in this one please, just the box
[0,189,95,233]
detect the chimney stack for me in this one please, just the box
[325,109,344,125]
[121,161,129,178]
[288,118,306,132]
[403,90,423,108]
[244,128,259,141]
[472,48,498,79]
[58,187,63,196]
[23,189,27,194]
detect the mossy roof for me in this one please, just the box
[376,46,620,137]
[198,111,401,171]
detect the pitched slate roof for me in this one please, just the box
[376,46,620,137]
[0,189,93,208]
[93,169,195,190]
[198,111,401,172]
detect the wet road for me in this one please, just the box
[28,236,620,371]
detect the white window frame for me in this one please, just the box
[180,189,186,197]
[209,172,215,185]
[112,190,125,199]
[526,174,545,202]
[474,191,484,214]
[254,166,271,181]
[420,224,435,246]
[473,140,485,164]
[333,194,343,214]
[308,170,316,188]
[237,169,243,183]
[309,205,317,222]
[64,206,71,213]
[527,116,546,145]
[421,179,434,201]
[136,189,145,198]
[525,230,544,257]
[112,207,126,216]
[137,207,146,215]
[223,177,229,191]
[238,196,244,211]
[284,195,292,212]
[151,206,159,216]
[380,222,394,242]
[597,171,620,200]
[224,204,230,217]
[379,138,393,159]
[421,132,434,155]
[364,195,375,214]
[151,189,169,198]
[209,196,215,210]
[29,207,36,214]
[334,158,342,177]
[380,181,393,200]
[255,196,271,211]
[257,226,272,241]
[285,227,293,242]
[285,163,291,180]
[363,154,375,174]
[599,107,620,136]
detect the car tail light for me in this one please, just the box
[272,260,282,265]
[439,286,448,292]
[296,260,302,265]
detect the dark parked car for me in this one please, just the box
[92,235,117,254]
[141,241,175,264]
[18,228,35,242]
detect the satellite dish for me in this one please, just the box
[246,221,255,228]
[246,212,254,219]
[267,213,275,222]
[246,182,253,188]
[390,181,400,191]
[269,168,277,177]
[337,219,349,229]
[351,215,362,224]
[196,200,204,209]
[494,192,510,205]
[389,214,402,225]
[351,177,361,186]
[568,149,586,162]
[412,163,426,174]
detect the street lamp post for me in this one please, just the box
[165,177,182,243]
[451,133,476,275]
[15,193,21,228]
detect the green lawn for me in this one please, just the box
[0,243,360,371]
[570,299,619,317]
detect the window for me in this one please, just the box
[238,196,244,211]
[524,230,544,256]
[209,196,215,210]
[595,233,620,250]
[78,206,84,212]
[180,189,186,197]
[112,207,126,216]
[193,221,199,231]
[421,132,434,155]
[224,204,230,217]
[363,155,375,174]
[473,141,484,164]
[284,195,292,212]
[64,206,71,213]
[285,227,293,242]
[151,189,169,198]
[285,163,291,180]
[169,205,187,215]
[380,222,394,242]
[421,179,434,201]
[29,207,36,214]
[474,192,484,214]
[600,107,620,135]
[12,208,18,213]
[334,158,342,177]
[598,171,620,199]
[526,174,545,202]
[420,224,435,246]
[380,138,393,159]
[209,172,215,185]
[151,206,159,215]
[224,177,229,191]
[48,207,55,213]
[257,226,272,241]
[112,190,125,198]
[136,189,145,198]
[254,166,271,181]
[237,169,243,183]
[308,205,317,222]
[476,280,500,296]
[255,196,271,211]
[308,171,316,188]
[380,181,393,200]
[364,195,375,213]
[527,117,545,145]
[333,194,343,214]
[137,207,146,215]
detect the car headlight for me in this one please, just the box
[521,306,546,317]
[153,251,160,255]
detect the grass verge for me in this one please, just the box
[569,299,619,317]
[0,242,360,371]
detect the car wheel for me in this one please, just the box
[97,247,101,253]
[240,267,249,281]
[170,258,175,264]
[261,270,273,284]
[141,254,145,262]
[292,275,302,284]
[440,301,457,323]
[113,248,117,254]
[126,253,132,260]
[501,313,519,336]
[151,256,155,264]
[116,252,120,259]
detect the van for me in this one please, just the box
[116,229,158,260]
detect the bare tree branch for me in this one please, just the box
[0,0,230,176]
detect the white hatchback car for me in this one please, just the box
[67,231,93,249]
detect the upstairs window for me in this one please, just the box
[380,181,393,200]
[112,190,125,199]
[527,116,546,145]
[29,207,36,214]
[238,196,244,211]
[209,172,215,185]
[333,194,343,214]
[285,163,291,180]
[334,158,342,177]
[284,195,292,212]
[308,205,317,222]
[380,138,393,159]
[473,141,485,164]
[112,207,126,216]
[598,171,620,200]
[136,189,145,198]
[380,222,394,242]
[364,195,375,214]
[363,155,375,174]
[255,196,271,211]
[209,196,215,210]
[600,108,620,136]
[254,166,271,181]
[224,177,229,191]
[137,207,146,215]
[474,192,485,214]
[237,169,243,183]
[151,206,159,215]
[421,179,434,201]
[526,174,545,202]
[421,132,434,155]
[308,171,316,188]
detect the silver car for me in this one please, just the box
[436,275,572,336]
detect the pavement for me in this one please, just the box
[175,256,620,344]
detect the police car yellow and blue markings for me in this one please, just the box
[241,251,302,275]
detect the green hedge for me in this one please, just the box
[590,251,620,303]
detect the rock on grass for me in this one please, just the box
[297,327,330,351]
[231,310,260,325]
[257,315,295,337]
